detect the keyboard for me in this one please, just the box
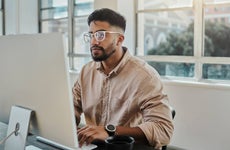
[26,144,97,150]
[26,145,42,150]
[81,143,98,150]
[36,136,97,150]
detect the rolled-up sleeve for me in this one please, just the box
[137,73,174,149]
[138,96,174,149]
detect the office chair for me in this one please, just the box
[162,106,176,150]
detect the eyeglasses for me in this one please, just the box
[83,31,122,43]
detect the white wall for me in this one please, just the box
[163,81,230,150]
[117,0,135,55]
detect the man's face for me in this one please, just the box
[88,21,120,61]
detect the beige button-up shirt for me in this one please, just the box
[73,48,174,149]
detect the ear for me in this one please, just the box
[116,35,124,46]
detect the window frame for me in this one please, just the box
[135,0,230,84]
[0,0,5,35]
[38,0,230,85]
[38,0,93,72]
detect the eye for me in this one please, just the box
[95,31,105,41]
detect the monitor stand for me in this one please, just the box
[4,105,34,150]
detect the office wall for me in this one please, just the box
[163,82,230,150]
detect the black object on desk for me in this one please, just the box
[92,139,155,150]
[105,135,134,150]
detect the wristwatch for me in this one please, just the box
[105,124,116,136]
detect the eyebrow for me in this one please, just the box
[88,29,106,33]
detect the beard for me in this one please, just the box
[90,44,116,62]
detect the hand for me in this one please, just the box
[77,125,109,147]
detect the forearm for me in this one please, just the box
[116,126,148,144]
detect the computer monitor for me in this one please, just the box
[0,33,79,149]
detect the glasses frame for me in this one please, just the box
[83,31,122,43]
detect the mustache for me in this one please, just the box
[90,45,104,51]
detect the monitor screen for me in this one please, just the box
[0,33,78,148]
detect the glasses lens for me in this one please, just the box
[83,33,91,43]
[95,31,105,41]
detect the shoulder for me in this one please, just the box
[78,61,98,77]
[127,55,161,80]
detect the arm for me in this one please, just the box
[72,79,83,125]
[77,125,148,147]
[126,66,174,148]
[137,82,174,148]
[115,126,148,144]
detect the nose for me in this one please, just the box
[90,36,99,45]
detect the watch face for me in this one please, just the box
[107,124,115,131]
[105,124,116,136]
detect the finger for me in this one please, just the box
[77,125,89,133]
[78,126,90,140]
[85,132,97,145]
[78,129,96,146]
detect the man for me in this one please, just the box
[73,8,174,149]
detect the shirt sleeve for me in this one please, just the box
[72,78,83,125]
[137,73,174,149]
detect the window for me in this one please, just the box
[40,1,68,33]
[72,0,94,71]
[0,0,4,35]
[136,0,230,82]
[39,0,94,71]
[39,0,69,61]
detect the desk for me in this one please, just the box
[27,134,155,150]
[1,122,155,150]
